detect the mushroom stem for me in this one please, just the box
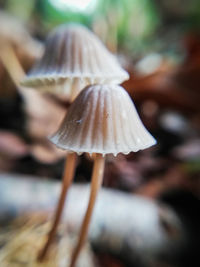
[38,152,77,261]
[0,44,25,89]
[69,153,105,267]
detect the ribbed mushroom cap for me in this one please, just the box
[21,24,129,98]
[50,84,156,156]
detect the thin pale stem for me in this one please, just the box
[38,152,77,261]
[69,153,105,267]
[0,44,25,88]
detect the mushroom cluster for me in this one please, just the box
[22,23,156,267]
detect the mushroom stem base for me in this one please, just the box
[69,153,105,267]
[38,152,77,261]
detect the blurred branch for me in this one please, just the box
[0,174,184,267]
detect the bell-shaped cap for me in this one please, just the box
[21,24,129,98]
[50,84,156,156]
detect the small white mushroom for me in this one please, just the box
[21,23,129,101]
[50,84,156,155]
[44,84,156,267]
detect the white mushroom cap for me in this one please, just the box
[21,24,129,99]
[50,84,156,156]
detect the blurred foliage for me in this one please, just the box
[35,0,160,52]
[36,0,93,27]
[96,0,160,52]
[2,0,200,56]
[4,0,35,22]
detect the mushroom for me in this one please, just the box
[20,23,129,262]
[48,84,156,267]
[21,23,129,101]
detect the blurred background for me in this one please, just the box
[0,0,200,267]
